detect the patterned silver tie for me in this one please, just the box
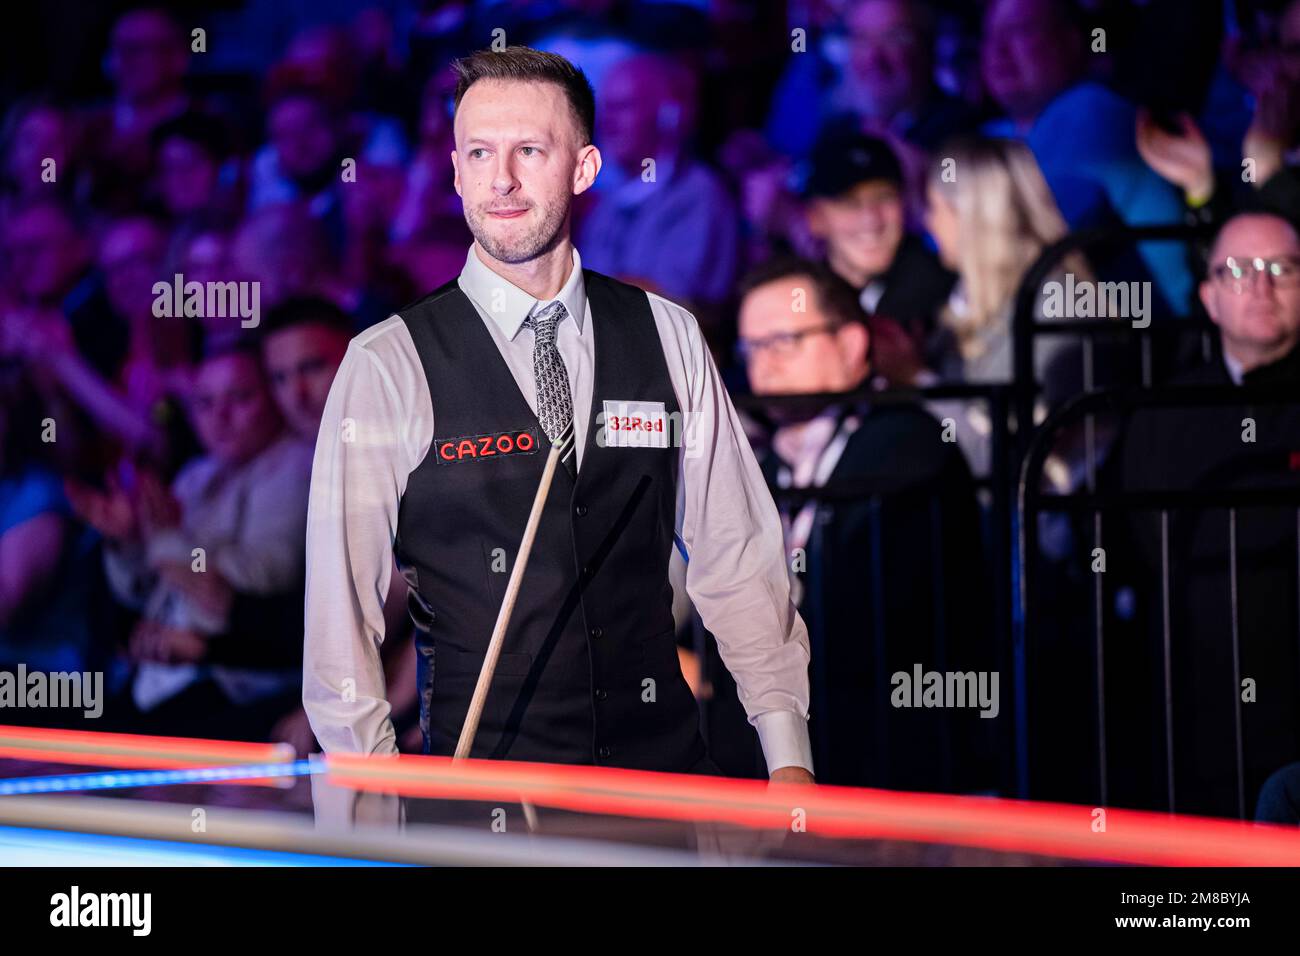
[523,300,577,478]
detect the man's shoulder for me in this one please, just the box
[347,311,424,372]
[843,401,966,478]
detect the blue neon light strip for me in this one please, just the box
[0,759,320,796]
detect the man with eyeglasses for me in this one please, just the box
[695,256,990,790]
[1109,212,1300,819]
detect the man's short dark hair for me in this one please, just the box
[260,296,354,341]
[200,331,263,366]
[151,111,232,161]
[451,46,596,147]
[737,256,868,330]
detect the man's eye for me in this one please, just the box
[520,146,537,156]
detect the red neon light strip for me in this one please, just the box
[0,725,294,781]
[327,753,1300,867]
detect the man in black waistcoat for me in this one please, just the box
[302,47,814,788]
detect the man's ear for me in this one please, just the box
[450,150,462,197]
[839,320,870,369]
[1199,280,1219,327]
[805,201,827,240]
[573,143,602,196]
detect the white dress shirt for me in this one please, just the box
[303,244,813,774]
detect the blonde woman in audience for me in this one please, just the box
[909,136,1093,476]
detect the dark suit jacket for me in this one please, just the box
[1106,343,1300,816]
[700,399,994,791]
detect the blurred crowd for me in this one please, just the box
[4,0,1300,819]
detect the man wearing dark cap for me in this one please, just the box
[803,131,955,384]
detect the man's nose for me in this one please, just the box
[749,348,785,379]
[1245,271,1279,297]
[492,154,518,192]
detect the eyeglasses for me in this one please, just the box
[735,323,837,363]
[1210,255,1300,293]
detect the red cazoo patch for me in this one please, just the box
[435,426,540,464]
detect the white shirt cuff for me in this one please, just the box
[754,710,814,776]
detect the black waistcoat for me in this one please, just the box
[394,269,705,771]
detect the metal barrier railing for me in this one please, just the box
[1016,384,1300,818]
[1010,221,1218,447]
[728,384,1016,792]
[713,221,1299,809]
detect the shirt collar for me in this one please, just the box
[457,243,588,341]
[1222,349,1245,385]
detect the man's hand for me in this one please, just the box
[1135,109,1214,204]
[1244,77,1297,188]
[128,619,209,664]
[271,707,319,757]
[156,561,235,621]
[135,467,183,534]
[65,475,138,543]
[769,766,815,785]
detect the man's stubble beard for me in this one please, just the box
[465,197,571,265]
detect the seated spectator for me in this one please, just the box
[701,256,991,791]
[0,364,92,677]
[919,136,1091,474]
[801,129,955,385]
[390,71,466,245]
[81,7,194,214]
[249,80,348,257]
[765,0,977,162]
[232,201,388,330]
[150,111,242,222]
[255,296,419,754]
[980,0,1192,313]
[1257,762,1300,825]
[577,50,741,307]
[1107,211,1300,818]
[833,0,978,153]
[0,200,101,369]
[1135,1,1300,237]
[258,297,352,443]
[165,219,237,346]
[12,214,199,474]
[0,99,85,216]
[67,340,312,741]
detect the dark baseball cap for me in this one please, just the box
[801,130,903,200]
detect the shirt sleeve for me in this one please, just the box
[303,341,414,756]
[667,300,815,775]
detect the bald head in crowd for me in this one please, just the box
[1200,212,1300,374]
